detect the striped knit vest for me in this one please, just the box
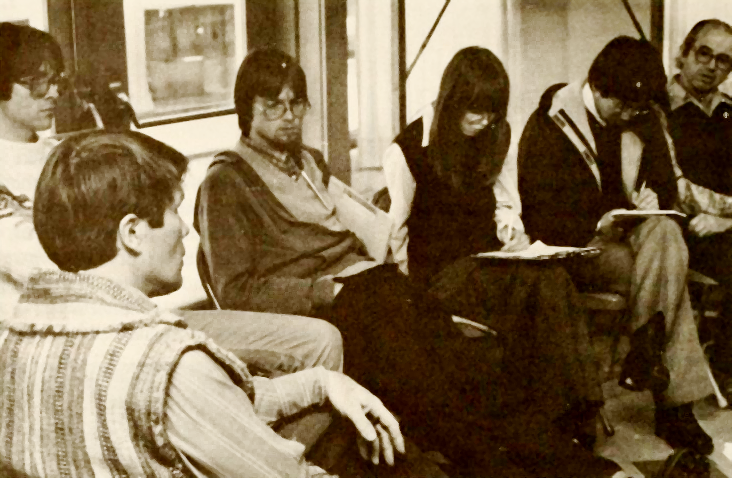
[0,271,255,478]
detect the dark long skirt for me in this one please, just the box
[319,259,601,474]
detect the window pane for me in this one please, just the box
[143,5,235,118]
[124,0,245,121]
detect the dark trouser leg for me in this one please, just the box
[322,263,609,475]
[320,265,508,471]
[686,229,732,376]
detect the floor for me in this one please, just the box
[597,382,732,477]
[593,318,732,478]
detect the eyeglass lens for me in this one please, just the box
[696,46,732,71]
[19,74,67,98]
[263,100,310,120]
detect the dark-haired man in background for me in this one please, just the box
[518,36,715,455]
[666,19,732,397]
[0,21,62,320]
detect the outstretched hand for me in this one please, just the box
[325,372,405,465]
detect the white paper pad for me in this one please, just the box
[473,240,599,260]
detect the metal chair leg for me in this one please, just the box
[599,408,615,437]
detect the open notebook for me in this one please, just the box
[474,241,600,260]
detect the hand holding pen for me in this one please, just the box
[631,180,659,211]
[501,215,531,252]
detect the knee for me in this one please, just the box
[647,216,684,239]
[643,217,688,257]
[306,319,344,372]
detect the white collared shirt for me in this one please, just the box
[582,82,606,126]
[382,104,523,275]
[667,75,732,115]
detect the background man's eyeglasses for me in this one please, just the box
[258,99,310,120]
[694,46,732,72]
[16,73,67,99]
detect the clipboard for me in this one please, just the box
[328,178,392,263]
[610,210,687,220]
[474,241,601,261]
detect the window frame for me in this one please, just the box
[122,0,246,126]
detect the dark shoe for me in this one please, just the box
[656,448,711,478]
[554,400,607,451]
[619,311,670,394]
[656,404,714,456]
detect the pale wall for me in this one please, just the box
[514,0,652,133]
[405,0,505,120]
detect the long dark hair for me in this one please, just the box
[428,47,510,192]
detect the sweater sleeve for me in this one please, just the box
[196,164,334,315]
[166,351,332,478]
[490,121,525,244]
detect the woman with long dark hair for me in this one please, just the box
[385,47,525,284]
[381,47,618,477]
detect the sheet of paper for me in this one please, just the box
[328,178,392,263]
[473,240,598,260]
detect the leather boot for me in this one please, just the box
[619,311,670,394]
[655,403,714,456]
[554,400,604,450]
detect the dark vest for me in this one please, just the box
[669,101,732,196]
[395,119,501,288]
[587,114,633,212]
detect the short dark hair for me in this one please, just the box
[0,22,64,101]
[234,48,308,136]
[677,19,732,68]
[588,36,667,106]
[34,131,188,272]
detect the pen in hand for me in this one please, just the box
[632,180,646,208]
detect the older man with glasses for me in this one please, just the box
[666,19,732,399]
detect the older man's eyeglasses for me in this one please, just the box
[16,72,68,99]
[257,98,311,121]
[695,45,732,72]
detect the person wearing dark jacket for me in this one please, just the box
[518,36,715,456]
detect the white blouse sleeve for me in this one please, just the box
[382,142,415,275]
[493,147,525,245]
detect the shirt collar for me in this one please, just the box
[239,137,302,178]
[582,82,606,127]
[668,74,732,115]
